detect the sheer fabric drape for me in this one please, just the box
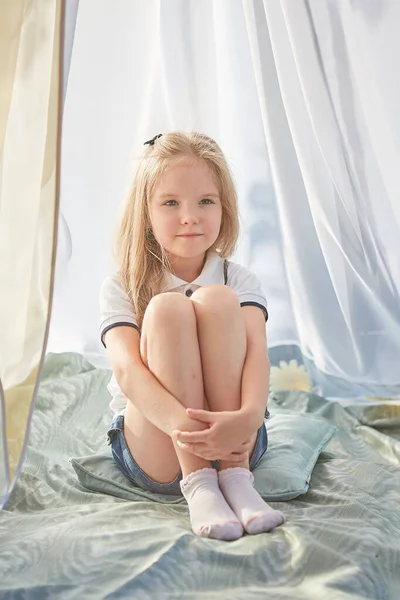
[0,0,74,507]
[52,0,400,398]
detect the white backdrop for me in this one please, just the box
[49,0,400,397]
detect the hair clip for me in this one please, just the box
[144,134,163,146]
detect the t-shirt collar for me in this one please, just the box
[165,251,224,290]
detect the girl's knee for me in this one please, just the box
[145,292,195,327]
[191,284,240,313]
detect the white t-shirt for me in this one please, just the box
[99,251,268,415]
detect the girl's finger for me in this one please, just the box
[175,430,210,443]
[220,452,248,462]
[230,452,248,463]
[191,449,217,460]
[177,441,210,458]
[186,409,216,423]
[176,441,192,452]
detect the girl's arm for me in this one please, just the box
[105,327,203,436]
[239,306,270,429]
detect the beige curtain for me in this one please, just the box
[0,0,63,505]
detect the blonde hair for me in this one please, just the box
[116,132,239,329]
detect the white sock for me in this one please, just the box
[218,467,285,535]
[180,468,244,541]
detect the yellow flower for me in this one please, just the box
[270,360,312,393]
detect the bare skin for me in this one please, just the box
[123,285,258,482]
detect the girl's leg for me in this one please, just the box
[123,293,243,540]
[124,292,209,483]
[191,284,256,470]
[191,285,285,534]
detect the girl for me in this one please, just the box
[100,132,285,541]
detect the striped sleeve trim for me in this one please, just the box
[101,322,140,348]
[240,302,268,322]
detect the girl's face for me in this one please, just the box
[150,159,222,261]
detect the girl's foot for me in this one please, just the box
[180,467,244,541]
[218,467,285,535]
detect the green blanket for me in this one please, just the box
[1,353,399,600]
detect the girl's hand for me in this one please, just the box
[218,436,254,463]
[173,408,257,461]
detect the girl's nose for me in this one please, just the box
[180,212,199,225]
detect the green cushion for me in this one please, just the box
[70,409,336,504]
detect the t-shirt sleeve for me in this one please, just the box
[99,273,139,347]
[227,262,268,321]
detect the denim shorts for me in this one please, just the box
[107,411,270,496]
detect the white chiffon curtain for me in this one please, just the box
[244,0,400,391]
[50,0,400,398]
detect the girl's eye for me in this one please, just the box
[163,199,214,206]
